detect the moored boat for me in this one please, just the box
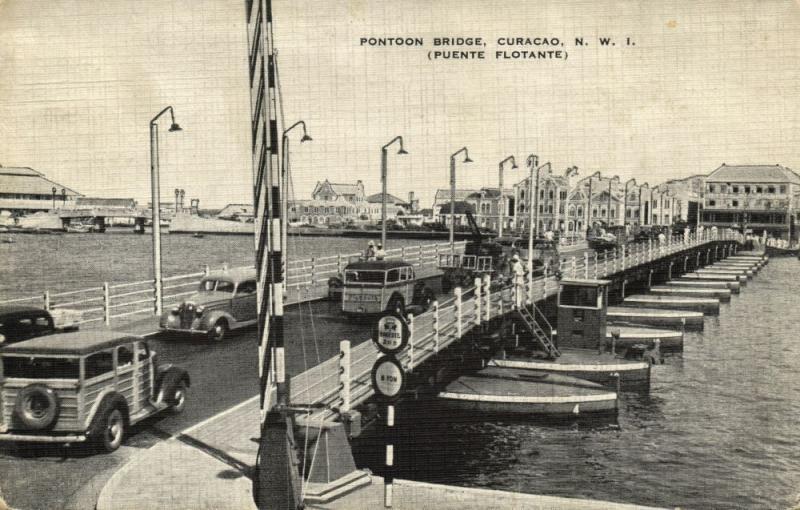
[437,366,617,416]
[622,294,720,315]
[648,285,731,302]
[666,279,740,293]
[553,325,684,351]
[607,306,704,330]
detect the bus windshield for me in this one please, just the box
[345,270,385,285]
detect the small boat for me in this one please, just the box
[192,233,206,238]
[65,224,91,233]
[553,325,684,351]
[489,349,651,390]
[765,244,799,257]
[438,366,617,416]
[666,279,740,293]
[648,285,731,302]
[622,294,720,315]
[607,306,704,331]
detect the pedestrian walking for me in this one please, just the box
[511,253,526,307]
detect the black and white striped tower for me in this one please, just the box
[246,0,300,508]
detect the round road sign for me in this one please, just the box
[371,355,406,401]
[373,313,409,354]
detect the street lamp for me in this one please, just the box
[498,155,517,237]
[638,182,649,226]
[607,175,619,226]
[525,154,539,273]
[623,178,636,228]
[533,162,551,239]
[282,121,312,274]
[449,147,472,255]
[61,188,66,206]
[51,187,57,210]
[380,136,408,247]
[585,171,601,235]
[150,106,182,316]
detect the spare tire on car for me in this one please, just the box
[14,384,59,430]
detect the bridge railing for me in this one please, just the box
[0,240,465,328]
[296,230,746,423]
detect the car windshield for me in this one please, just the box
[2,356,80,379]
[345,270,385,285]
[198,279,235,293]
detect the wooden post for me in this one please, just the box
[401,246,406,261]
[542,263,549,301]
[483,274,491,322]
[310,257,316,287]
[43,291,50,311]
[407,313,415,369]
[571,256,577,278]
[648,239,653,261]
[621,244,626,269]
[474,277,482,326]
[648,269,653,289]
[583,252,589,278]
[526,272,533,306]
[455,287,463,339]
[432,300,440,353]
[593,253,599,278]
[203,264,210,276]
[103,282,111,326]
[339,340,351,412]
[684,255,688,272]
[604,250,609,275]
[337,254,343,274]
[614,249,619,273]
[668,262,673,280]
[622,279,627,298]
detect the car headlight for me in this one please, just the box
[196,306,205,315]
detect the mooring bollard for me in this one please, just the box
[339,340,351,413]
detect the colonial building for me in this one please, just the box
[366,193,412,215]
[700,164,800,239]
[512,165,576,236]
[311,179,365,202]
[432,189,479,217]
[436,201,474,227]
[0,166,82,214]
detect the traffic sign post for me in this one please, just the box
[371,313,410,508]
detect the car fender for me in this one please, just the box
[199,309,235,330]
[85,391,128,430]
[155,366,191,404]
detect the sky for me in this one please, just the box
[0,0,798,208]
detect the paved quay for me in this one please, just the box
[96,396,666,510]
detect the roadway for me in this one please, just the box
[0,298,397,509]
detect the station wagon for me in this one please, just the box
[341,260,434,316]
[160,268,257,341]
[0,331,189,452]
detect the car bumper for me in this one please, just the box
[160,326,208,335]
[0,429,87,443]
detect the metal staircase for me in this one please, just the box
[516,303,560,358]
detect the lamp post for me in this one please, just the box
[525,154,538,273]
[282,121,312,274]
[533,162,551,239]
[563,166,579,236]
[150,106,182,316]
[638,182,648,226]
[61,188,66,206]
[607,175,619,226]
[623,178,636,228]
[498,155,517,237]
[51,187,57,210]
[381,136,408,247]
[585,171,601,235]
[649,187,656,226]
[449,147,472,255]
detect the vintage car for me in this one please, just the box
[0,331,189,452]
[341,260,434,316]
[160,268,257,341]
[0,306,56,346]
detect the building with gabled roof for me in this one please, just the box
[311,179,365,203]
[0,165,82,213]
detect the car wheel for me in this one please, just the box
[169,381,188,414]
[14,384,59,430]
[99,407,125,453]
[387,295,405,315]
[208,320,228,342]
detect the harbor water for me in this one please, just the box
[0,232,435,300]
[354,257,800,509]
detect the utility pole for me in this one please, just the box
[498,155,517,237]
[526,154,538,273]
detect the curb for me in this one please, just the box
[95,395,259,510]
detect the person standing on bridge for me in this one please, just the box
[375,242,386,260]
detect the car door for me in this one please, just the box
[115,343,136,412]
[232,280,257,323]
[134,341,154,404]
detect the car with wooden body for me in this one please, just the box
[341,260,434,316]
[159,268,258,341]
[0,331,189,452]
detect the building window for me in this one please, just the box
[720,184,728,193]
[709,200,716,207]
[756,186,763,193]
[744,185,750,194]
[732,200,738,207]
[732,185,739,193]
[779,185,787,194]
[767,186,775,194]
[708,184,716,193]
